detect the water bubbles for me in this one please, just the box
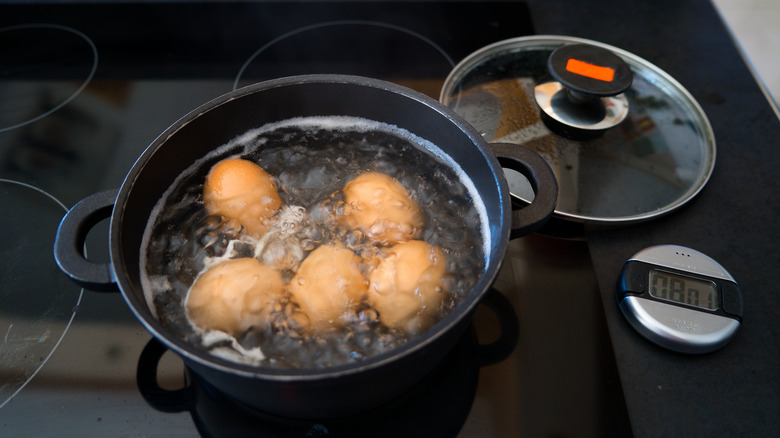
[343,229,365,251]
[257,237,304,271]
[199,233,219,250]
[287,310,310,333]
[308,202,332,224]
[302,225,324,244]
[302,166,335,189]
[142,117,486,370]
[300,239,317,252]
[441,273,459,293]
[358,308,379,323]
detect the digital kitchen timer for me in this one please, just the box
[616,245,743,353]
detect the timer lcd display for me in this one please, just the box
[648,269,718,311]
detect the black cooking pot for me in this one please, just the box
[54,75,557,418]
[137,288,519,436]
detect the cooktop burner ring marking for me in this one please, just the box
[0,23,98,134]
[0,178,84,410]
[233,19,455,91]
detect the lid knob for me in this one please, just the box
[534,43,633,138]
[548,44,633,100]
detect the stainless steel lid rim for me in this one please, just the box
[441,35,717,226]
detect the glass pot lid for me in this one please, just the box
[440,35,716,225]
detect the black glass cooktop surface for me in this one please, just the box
[0,2,629,436]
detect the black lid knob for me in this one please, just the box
[548,44,633,98]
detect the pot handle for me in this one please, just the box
[137,337,195,413]
[489,142,558,238]
[474,288,520,367]
[53,189,120,292]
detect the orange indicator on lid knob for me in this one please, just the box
[548,43,632,97]
[565,58,615,82]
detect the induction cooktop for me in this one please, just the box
[0,2,629,436]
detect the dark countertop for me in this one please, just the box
[525,0,780,435]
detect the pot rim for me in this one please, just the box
[110,74,513,381]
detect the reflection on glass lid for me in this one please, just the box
[441,36,715,225]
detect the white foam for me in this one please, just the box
[201,330,266,365]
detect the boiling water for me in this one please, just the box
[141,116,488,370]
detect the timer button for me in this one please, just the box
[720,281,743,319]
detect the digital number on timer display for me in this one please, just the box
[648,269,718,311]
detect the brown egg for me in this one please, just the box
[341,172,423,245]
[203,158,282,237]
[367,240,447,334]
[185,257,284,336]
[288,243,368,330]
